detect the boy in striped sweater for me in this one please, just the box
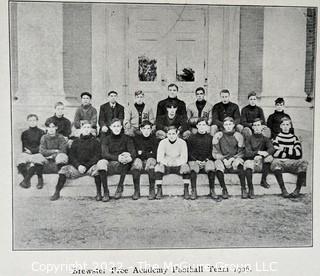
[270,117,308,198]
[154,125,191,199]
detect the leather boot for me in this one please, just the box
[217,171,229,199]
[190,172,197,200]
[99,170,109,202]
[94,175,102,201]
[183,183,190,200]
[208,171,219,200]
[35,164,44,189]
[260,163,271,188]
[156,184,162,200]
[50,174,66,201]
[114,167,128,199]
[290,172,306,198]
[274,170,290,198]
[19,165,36,188]
[132,171,140,200]
[17,163,28,178]
[238,166,248,199]
[245,168,255,199]
[148,170,156,200]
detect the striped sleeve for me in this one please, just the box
[288,135,302,159]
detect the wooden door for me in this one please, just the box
[127,5,208,106]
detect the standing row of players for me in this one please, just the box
[17,84,308,201]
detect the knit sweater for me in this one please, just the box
[157,138,188,166]
[273,132,302,159]
[156,97,187,121]
[69,134,101,169]
[244,133,275,159]
[73,104,98,129]
[21,127,45,153]
[187,132,213,161]
[155,114,188,133]
[212,102,241,128]
[241,105,266,128]
[45,115,72,137]
[39,134,68,157]
[187,101,213,127]
[212,131,244,160]
[101,132,136,161]
[124,102,155,128]
[267,111,294,139]
[133,134,158,160]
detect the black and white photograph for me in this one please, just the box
[7,0,317,255]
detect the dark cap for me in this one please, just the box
[81,92,92,99]
[275,97,285,104]
[108,90,118,96]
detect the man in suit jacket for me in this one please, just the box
[98,90,125,136]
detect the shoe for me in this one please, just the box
[50,191,60,201]
[248,189,255,199]
[190,189,197,200]
[156,185,162,200]
[260,179,270,189]
[241,188,248,199]
[183,185,190,200]
[95,194,102,201]
[281,188,290,198]
[148,187,156,200]
[102,193,110,202]
[221,188,229,199]
[132,190,140,200]
[36,176,44,189]
[289,188,301,198]
[19,179,31,189]
[114,185,123,200]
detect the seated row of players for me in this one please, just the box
[18,110,308,201]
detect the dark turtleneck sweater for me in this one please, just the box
[187,132,213,161]
[267,110,294,139]
[196,100,207,118]
[69,134,101,169]
[21,126,45,153]
[244,133,275,159]
[45,114,72,137]
[241,105,266,128]
[156,97,187,121]
[74,104,98,129]
[212,102,241,128]
[101,132,136,161]
[134,103,145,126]
[133,133,158,160]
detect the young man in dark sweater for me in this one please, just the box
[73,92,98,137]
[156,83,187,122]
[186,87,213,135]
[97,118,136,200]
[45,102,72,138]
[211,89,243,136]
[187,118,218,200]
[212,117,246,199]
[241,91,271,140]
[243,118,275,198]
[50,122,103,201]
[270,117,308,198]
[17,114,47,189]
[39,121,68,170]
[267,97,294,139]
[155,102,191,140]
[131,120,159,200]
[98,91,125,137]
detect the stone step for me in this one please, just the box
[14,173,310,199]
